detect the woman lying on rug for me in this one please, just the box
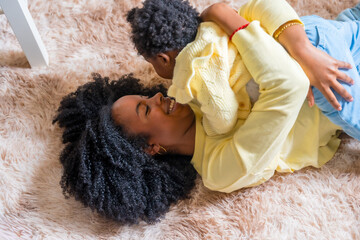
[53,3,360,224]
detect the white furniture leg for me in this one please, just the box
[0,0,49,68]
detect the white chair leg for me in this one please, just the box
[0,0,49,68]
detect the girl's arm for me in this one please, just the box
[201,3,248,36]
[200,1,354,110]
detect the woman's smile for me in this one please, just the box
[111,93,196,155]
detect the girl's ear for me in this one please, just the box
[144,144,161,156]
[157,53,171,65]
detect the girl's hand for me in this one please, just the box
[278,24,354,110]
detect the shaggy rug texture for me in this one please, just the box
[1,0,360,239]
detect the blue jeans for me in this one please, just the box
[300,4,360,140]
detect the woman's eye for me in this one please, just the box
[145,105,150,115]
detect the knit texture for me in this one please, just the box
[168,0,301,136]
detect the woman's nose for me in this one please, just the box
[150,92,163,105]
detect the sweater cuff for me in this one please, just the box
[230,21,264,54]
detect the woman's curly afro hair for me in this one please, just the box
[53,73,197,224]
[126,0,200,57]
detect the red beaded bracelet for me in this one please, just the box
[229,22,250,41]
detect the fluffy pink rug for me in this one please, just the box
[1,0,359,239]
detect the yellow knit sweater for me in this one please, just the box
[168,0,304,136]
[167,0,342,192]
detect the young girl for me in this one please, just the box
[127,0,360,140]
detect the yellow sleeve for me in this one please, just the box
[202,21,309,192]
[239,0,303,37]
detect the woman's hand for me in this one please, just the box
[202,3,354,110]
[296,44,353,110]
[278,24,354,110]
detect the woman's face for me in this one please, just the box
[111,92,195,153]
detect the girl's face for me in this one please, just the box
[111,92,195,154]
[143,50,179,79]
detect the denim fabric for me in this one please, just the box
[336,3,360,22]
[300,6,360,140]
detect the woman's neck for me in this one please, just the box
[171,115,196,156]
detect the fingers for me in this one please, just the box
[318,78,353,111]
[337,70,354,85]
[331,81,353,102]
[337,60,353,70]
[322,87,342,111]
[307,88,314,107]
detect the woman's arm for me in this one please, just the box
[277,24,353,110]
[201,0,354,110]
[201,22,309,192]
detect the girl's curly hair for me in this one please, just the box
[53,73,197,224]
[126,0,200,57]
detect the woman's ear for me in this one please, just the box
[144,144,161,156]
